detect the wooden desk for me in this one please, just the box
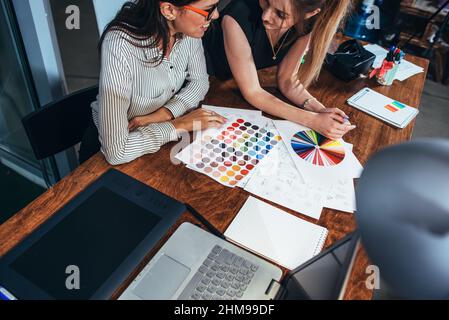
[0,54,428,300]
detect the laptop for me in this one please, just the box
[119,222,359,300]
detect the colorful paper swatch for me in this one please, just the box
[177,116,282,188]
[384,100,406,113]
[291,130,345,167]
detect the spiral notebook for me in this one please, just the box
[224,197,328,270]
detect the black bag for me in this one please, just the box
[325,39,376,82]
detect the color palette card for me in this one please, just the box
[347,87,419,129]
[176,110,282,188]
[274,121,363,185]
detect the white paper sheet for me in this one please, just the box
[244,141,328,220]
[224,196,328,270]
[323,178,357,213]
[364,44,424,81]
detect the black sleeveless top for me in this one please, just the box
[202,0,296,80]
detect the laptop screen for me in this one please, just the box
[10,187,161,299]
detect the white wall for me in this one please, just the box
[92,0,128,35]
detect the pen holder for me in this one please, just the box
[376,62,399,86]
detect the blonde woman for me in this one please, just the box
[203,0,355,140]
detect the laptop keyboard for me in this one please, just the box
[178,245,260,300]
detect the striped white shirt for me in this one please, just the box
[91,30,209,165]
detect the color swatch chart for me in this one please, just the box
[384,100,406,113]
[176,116,282,188]
[291,130,346,167]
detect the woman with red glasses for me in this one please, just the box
[202,0,356,141]
[79,0,222,165]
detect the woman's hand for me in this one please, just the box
[172,109,227,132]
[309,110,356,140]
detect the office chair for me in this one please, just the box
[22,85,99,188]
[356,139,449,299]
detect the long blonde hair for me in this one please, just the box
[293,0,352,88]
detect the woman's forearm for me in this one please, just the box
[279,79,326,112]
[242,87,316,128]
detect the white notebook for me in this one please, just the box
[224,197,328,270]
[347,87,419,129]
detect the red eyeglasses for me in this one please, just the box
[183,3,218,21]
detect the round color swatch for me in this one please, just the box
[196,163,205,169]
[291,130,345,166]
[227,171,235,177]
[251,159,259,165]
[232,165,241,171]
